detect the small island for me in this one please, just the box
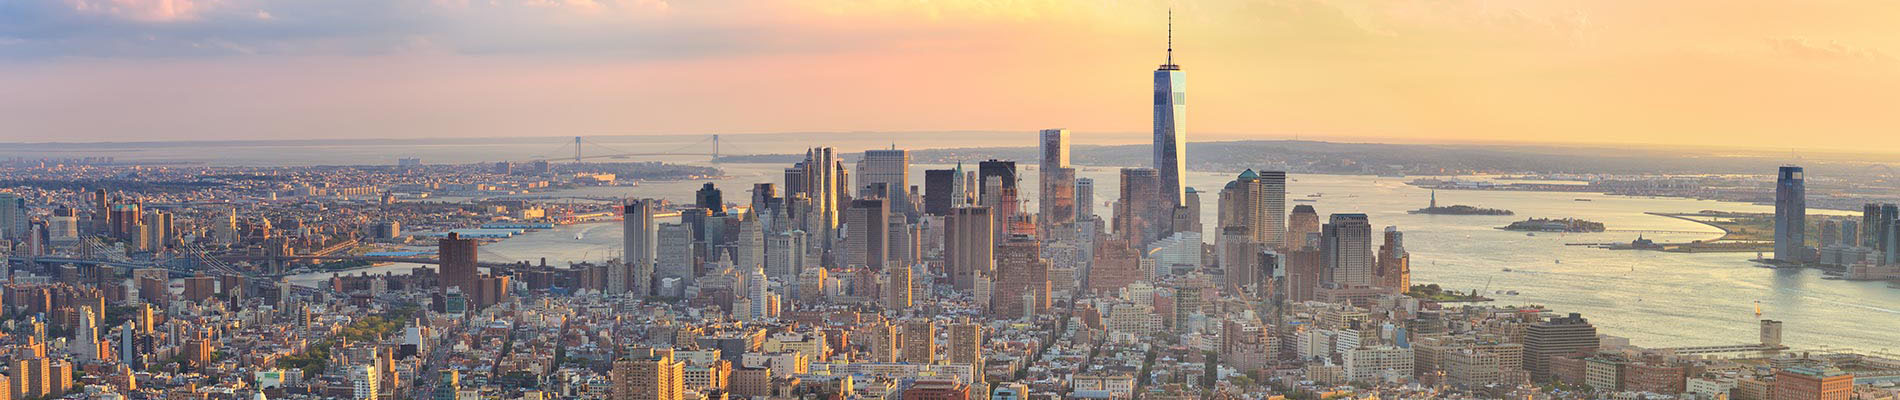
[1500,218,1606,232]
[1409,190,1514,215]
[1411,204,1514,215]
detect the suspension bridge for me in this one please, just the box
[518,135,755,163]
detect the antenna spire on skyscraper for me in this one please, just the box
[1167,7,1174,65]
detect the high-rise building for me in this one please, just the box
[612,347,686,400]
[1153,19,1187,210]
[1376,226,1410,292]
[0,193,25,241]
[1524,313,1599,382]
[845,199,890,268]
[657,223,697,288]
[1088,239,1144,295]
[902,319,936,364]
[688,183,721,215]
[1775,166,1806,262]
[1076,178,1096,220]
[788,148,842,247]
[1287,205,1321,250]
[946,207,995,291]
[1320,214,1374,287]
[1116,168,1162,246]
[1218,170,1289,249]
[1173,188,1202,236]
[886,262,913,310]
[736,212,764,271]
[438,233,479,298]
[950,319,983,373]
[622,199,659,296]
[924,169,959,216]
[977,160,1017,200]
[766,230,808,283]
[750,183,777,215]
[992,236,1051,318]
[1864,203,1882,248]
[1039,129,1077,239]
[350,364,379,400]
[858,149,912,215]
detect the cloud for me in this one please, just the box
[1768,37,1893,62]
[63,0,203,22]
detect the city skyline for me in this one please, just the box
[4,1,1900,399]
[6,1,1900,153]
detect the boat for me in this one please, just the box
[1526,232,1536,236]
[1574,198,1593,202]
[1554,259,1561,264]
[1501,268,1513,272]
[1505,290,1519,295]
[1754,301,1763,317]
[576,233,585,240]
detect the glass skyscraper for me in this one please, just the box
[1153,21,1187,209]
[1774,165,1806,262]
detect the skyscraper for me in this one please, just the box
[657,223,697,288]
[924,169,958,216]
[0,193,24,241]
[1116,168,1161,246]
[977,160,1017,199]
[1287,205,1321,250]
[439,232,479,297]
[1774,166,1806,262]
[1218,170,1289,249]
[992,236,1051,318]
[845,198,890,268]
[1321,214,1374,287]
[946,207,995,291]
[1376,226,1410,292]
[858,149,912,215]
[789,148,842,246]
[696,183,725,214]
[1153,15,1187,210]
[1039,129,1077,239]
[1076,177,1096,220]
[1524,313,1600,382]
[623,199,659,297]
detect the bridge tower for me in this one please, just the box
[712,135,720,158]
[575,136,583,163]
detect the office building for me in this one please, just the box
[1524,313,1599,382]
[1321,214,1374,287]
[439,233,478,298]
[1376,226,1410,291]
[1039,129,1077,238]
[622,199,659,296]
[903,379,971,400]
[1218,169,1289,249]
[1287,205,1321,250]
[946,207,995,291]
[950,320,983,371]
[1774,166,1806,262]
[1153,24,1187,210]
[924,169,959,216]
[845,198,890,268]
[886,262,913,310]
[857,149,912,215]
[1116,168,1162,246]
[1076,177,1096,220]
[0,193,24,241]
[697,183,725,214]
[992,236,1050,318]
[787,148,843,246]
[977,160,1017,200]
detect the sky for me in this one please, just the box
[2,0,1899,152]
